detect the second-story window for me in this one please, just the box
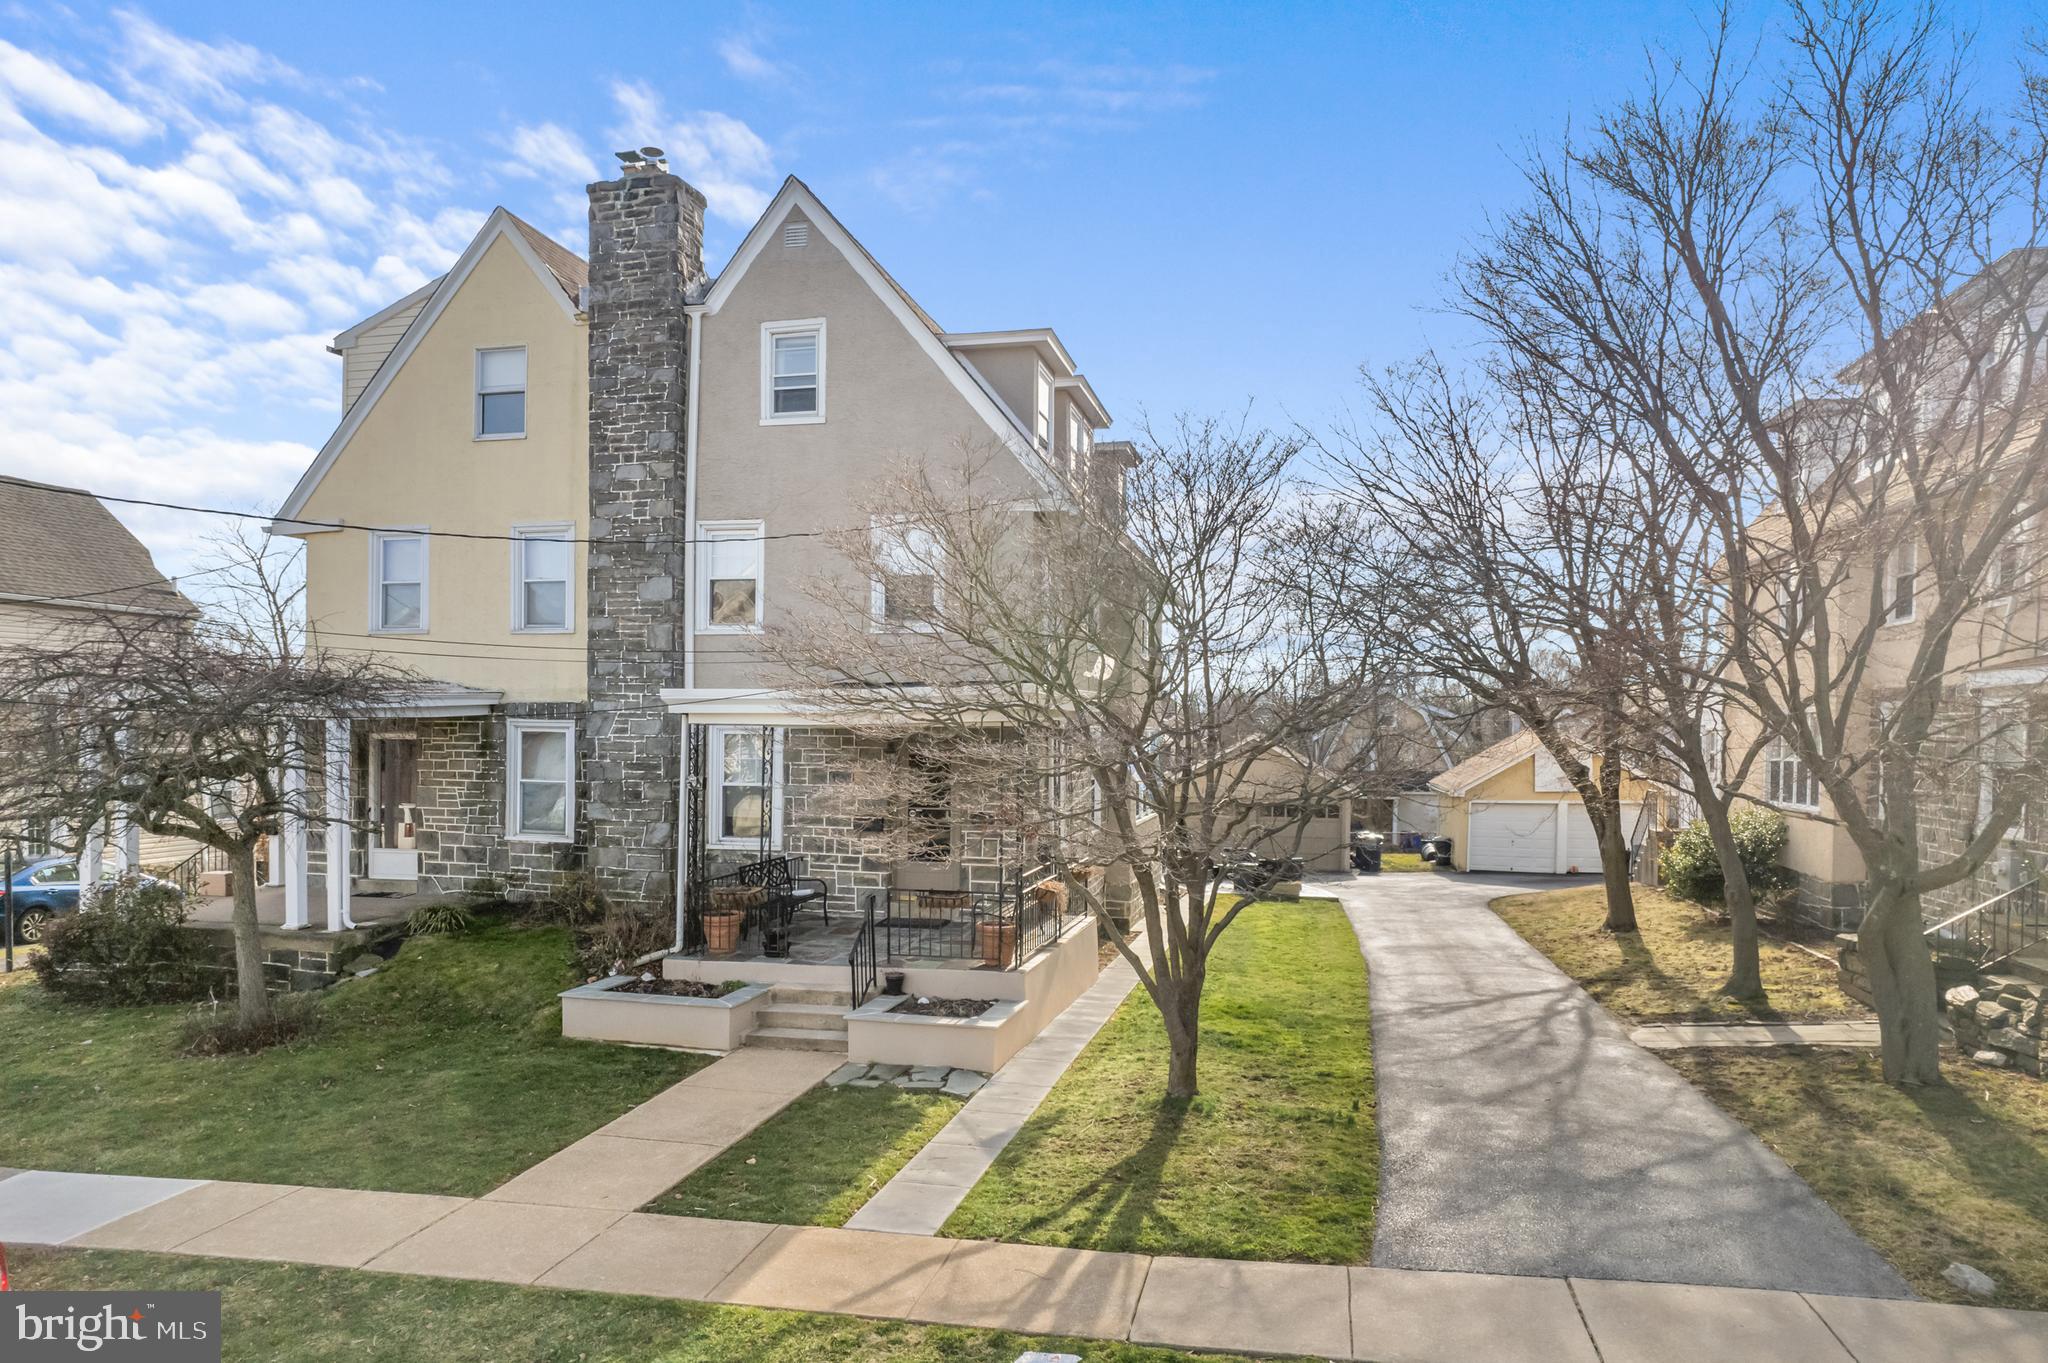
[1883,542,1917,622]
[1034,362,1052,447]
[513,525,573,632]
[371,531,426,633]
[698,521,764,631]
[1766,733,1818,809]
[477,347,526,438]
[871,520,941,631]
[761,320,825,422]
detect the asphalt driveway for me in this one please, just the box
[1329,870,1912,1298]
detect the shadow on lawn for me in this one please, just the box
[998,1098,1191,1251]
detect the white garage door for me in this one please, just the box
[1562,803,1644,875]
[1467,802,1561,873]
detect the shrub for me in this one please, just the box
[461,874,517,912]
[1659,806,1794,908]
[576,907,673,979]
[405,899,475,937]
[29,875,212,1005]
[538,870,610,929]
[180,992,320,1056]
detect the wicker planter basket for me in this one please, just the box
[918,889,974,911]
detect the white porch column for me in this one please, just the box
[79,816,105,908]
[113,811,140,874]
[324,718,354,931]
[265,834,283,888]
[281,761,309,930]
[672,716,692,951]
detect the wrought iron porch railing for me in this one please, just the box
[681,854,828,959]
[850,894,879,1007]
[874,862,1067,971]
[163,845,230,899]
[1925,877,2048,972]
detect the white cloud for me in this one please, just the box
[717,34,785,85]
[507,121,598,183]
[609,81,776,225]
[0,39,156,140]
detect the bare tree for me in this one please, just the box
[766,423,1386,1097]
[1440,0,2048,1081]
[1321,359,1653,930]
[0,530,410,1024]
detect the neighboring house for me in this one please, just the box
[268,155,1127,973]
[0,477,201,867]
[1231,747,1353,874]
[1331,692,1516,842]
[1426,730,1658,874]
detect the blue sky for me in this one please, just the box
[0,1,2035,575]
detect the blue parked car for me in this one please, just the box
[2,855,166,943]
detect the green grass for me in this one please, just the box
[0,922,702,1194]
[1492,885,1865,1022]
[1376,851,1430,872]
[8,1248,1297,1363]
[944,898,1376,1263]
[651,1083,963,1225]
[1665,1048,2048,1309]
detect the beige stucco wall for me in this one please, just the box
[689,205,1048,688]
[292,234,589,702]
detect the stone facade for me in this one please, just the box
[581,164,706,916]
[1945,976,2048,1075]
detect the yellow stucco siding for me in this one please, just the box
[293,235,589,702]
[1439,750,1656,872]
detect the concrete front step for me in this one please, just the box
[773,985,854,1008]
[746,1025,848,1054]
[755,1002,849,1033]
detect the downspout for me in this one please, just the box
[672,306,705,953]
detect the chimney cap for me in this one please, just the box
[614,147,669,174]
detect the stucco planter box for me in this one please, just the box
[559,976,773,1052]
[847,995,1030,1072]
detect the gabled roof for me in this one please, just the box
[1428,730,1543,796]
[0,477,197,617]
[272,208,584,529]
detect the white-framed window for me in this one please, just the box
[1978,698,2028,835]
[1990,516,2034,598]
[697,521,764,631]
[870,519,942,631]
[1033,362,1052,447]
[506,718,575,842]
[1065,407,1087,475]
[476,346,527,439]
[760,319,825,423]
[709,726,782,848]
[1766,733,1819,810]
[1882,541,1917,622]
[511,524,574,632]
[369,530,427,634]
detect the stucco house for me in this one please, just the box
[265,154,1118,1042]
[1425,730,1658,875]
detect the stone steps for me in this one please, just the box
[754,1002,848,1033]
[745,1025,848,1053]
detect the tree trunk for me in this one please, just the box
[228,841,271,1025]
[1598,814,1637,932]
[1701,802,1763,1000]
[1858,884,1943,1086]
[1155,954,1206,1100]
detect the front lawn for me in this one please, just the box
[0,922,702,1194]
[944,897,1376,1263]
[650,1083,963,1225]
[1492,884,1863,1021]
[11,1248,1284,1363]
[1665,1048,2048,1309]
[1378,851,1430,873]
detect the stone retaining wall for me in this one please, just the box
[1945,976,2048,1075]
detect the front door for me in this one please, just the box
[367,736,421,881]
[891,746,963,893]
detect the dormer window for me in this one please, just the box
[761,319,825,424]
[476,347,526,438]
[1033,362,1053,447]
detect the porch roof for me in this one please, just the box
[360,682,504,718]
[660,685,1004,727]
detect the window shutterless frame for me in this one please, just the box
[706,725,783,848]
[760,319,826,424]
[368,528,428,634]
[505,717,576,842]
[1033,361,1052,447]
[475,346,527,440]
[509,523,575,633]
[869,516,942,632]
[696,520,765,632]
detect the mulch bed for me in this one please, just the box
[606,977,743,998]
[893,996,996,1018]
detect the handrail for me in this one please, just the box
[1926,876,2048,972]
[849,892,879,1007]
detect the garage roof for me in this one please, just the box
[1427,730,1542,797]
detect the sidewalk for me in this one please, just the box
[4,1165,2045,1363]
[847,951,1139,1235]
[1631,1019,1884,1050]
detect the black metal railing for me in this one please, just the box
[874,862,1067,970]
[682,854,829,959]
[162,845,231,899]
[1926,877,2048,971]
[850,893,879,1006]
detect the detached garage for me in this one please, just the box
[1428,731,1656,875]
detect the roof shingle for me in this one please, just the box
[0,478,196,616]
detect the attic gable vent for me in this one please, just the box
[782,220,810,250]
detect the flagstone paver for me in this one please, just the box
[1802,1292,2048,1363]
[1128,1255,1354,1360]
[484,1134,724,1211]
[363,1200,622,1284]
[0,1170,203,1246]
[708,1224,960,1317]
[906,1240,1150,1338]
[846,953,1139,1236]
[175,1186,468,1268]
[1631,1020,1884,1050]
[536,1213,775,1299]
[1346,1266,1599,1363]
[1570,1278,1855,1363]
[71,1181,298,1252]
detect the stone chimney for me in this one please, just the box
[582,149,706,915]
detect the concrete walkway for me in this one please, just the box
[1633,1019,1885,1050]
[1329,871,1915,1298]
[5,1166,2045,1363]
[847,953,1140,1235]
